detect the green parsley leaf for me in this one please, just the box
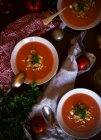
[74,105,86,119]
[77,2,85,11]
[31,54,41,64]
[0,82,42,140]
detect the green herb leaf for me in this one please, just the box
[31,54,40,64]
[0,82,42,140]
[78,2,85,11]
[74,105,86,119]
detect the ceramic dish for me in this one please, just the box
[57,0,101,30]
[10,36,59,85]
[57,88,101,139]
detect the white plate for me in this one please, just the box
[57,88,101,139]
[10,36,59,85]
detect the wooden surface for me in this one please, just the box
[0,0,101,140]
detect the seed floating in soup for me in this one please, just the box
[16,42,54,82]
[61,0,100,27]
[62,93,100,132]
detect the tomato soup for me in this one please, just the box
[16,42,54,82]
[62,93,100,132]
[61,0,101,27]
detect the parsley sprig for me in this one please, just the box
[0,82,42,140]
[31,54,41,64]
[74,105,86,119]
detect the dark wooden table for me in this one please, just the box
[0,0,101,140]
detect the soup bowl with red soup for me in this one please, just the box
[57,0,101,30]
[10,36,59,85]
[57,88,101,139]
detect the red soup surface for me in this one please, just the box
[16,42,54,82]
[61,0,101,27]
[62,93,100,132]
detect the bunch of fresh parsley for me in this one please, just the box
[0,82,42,140]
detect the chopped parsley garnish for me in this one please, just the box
[77,2,85,11]
[74,105,86,119]
[31,54,41,64]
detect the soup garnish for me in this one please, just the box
[22,49,44,71]
[69,0,95,18]
[68,102,93,124]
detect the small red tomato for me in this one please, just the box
[26,0,42,12]
[30,116,46,134]
[76,55,90,70]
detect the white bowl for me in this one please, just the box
[10,36,59,85]
[57,88,101,139]
[57,0,101,30]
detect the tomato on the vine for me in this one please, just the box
[26,0,42,12]
[30,116,46,134]
[76,55,90,70]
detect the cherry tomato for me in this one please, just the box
[30,116,46,134]
[26,0,42,12]
[76,55,90,70]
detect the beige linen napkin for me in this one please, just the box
[25,31,96,140]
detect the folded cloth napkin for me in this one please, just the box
[25,31,96,140]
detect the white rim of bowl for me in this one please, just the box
[10,36,59,85]
[57,88,101,139]
[57,0,101,30]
